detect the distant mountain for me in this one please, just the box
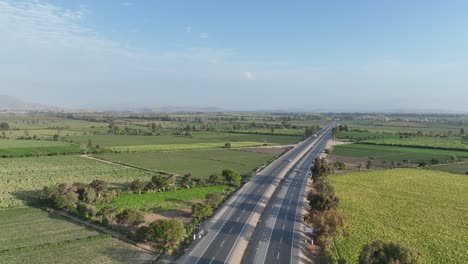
[0,95,64,112]
[98,102,226,113]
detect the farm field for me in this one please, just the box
[329,169,468,263]
[341,119,468,134]
[67,132,301,148]
[337,131,400,141]
[0,156,152,207]
[0,139,81,157]
[365,136,468,151]
[428,162,468,175]
[96,149,275,178]
[99,185,228,212]
[331,143,468,163]
[108,141,269,152]
[0,207,153,264]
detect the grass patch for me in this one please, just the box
[329,169,468,263]
[0,156,152,208]
[332,143,468,163]
[98,185,229,211]
[96,149,275,179]
[428,162,468,175]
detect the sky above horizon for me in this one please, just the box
[1,0,467,112]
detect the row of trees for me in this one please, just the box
[307,157,349,262]
[308,157,424,263]
[128,169,241,196]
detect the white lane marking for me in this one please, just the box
[277,252,280,260]
[191,177,256,264]
[220,240,225,248]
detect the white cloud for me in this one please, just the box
[243,71,254,80]
[185,26,191,33]
[199,32,209,39]
[120,2,133,7]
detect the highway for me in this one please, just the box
[242,130,332,264]
[179,122,336,264]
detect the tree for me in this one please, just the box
[192,203,213,223]
[149,219,187,253]
[82,186,97,204]
[130,179,146,195]
[222,169,241,187]
[90,180,108,197]
[313,210,349,251]
[311,157,333,182]
[53,134,59,141]
[149,175,170,191]
[116,208,145,226]
[366,160,373,169]
[334,161,346,170]
[182,173,192,189]
[0,122,9,130]
[358,240,424,264]
[135,226,151,242]
[307,181,339,212]
[205,193,223,208]
[461,128,465,135]
[223,142,232,148]
[208,174,222,185]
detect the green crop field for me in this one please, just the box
[96,149,275,178]
[365,136,468,151]
[0,139,81,157]
[329,169,468,263]
[428,162,468,175]
[332,143,468,163]
[337,131,400,141]
[67,132,300,148]
[0,156,152,207]
[99,185,228,211]
[108,141,269,152]
[0,207,153,264]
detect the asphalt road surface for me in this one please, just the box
[179,122,336,264]
[242,131,332,264]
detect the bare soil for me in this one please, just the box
[144,209,192,224]
[327,154,418,173]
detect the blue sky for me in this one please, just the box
[1,0,467,111]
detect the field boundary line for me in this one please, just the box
[80,155,173,175]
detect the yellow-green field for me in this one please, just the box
[329,169,468,263]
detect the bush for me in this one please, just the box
[205,193,223,208]
[135,226,151,242]
[149,219,187,253]
[192,203,213,223]
[222,169,241,187]
[358,240,424,264]
[116,208,145,226]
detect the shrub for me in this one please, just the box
[116,208,145,226]
[192,203,213,223]
[358,240,424,264]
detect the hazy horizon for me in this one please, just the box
[1,0,467,112]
